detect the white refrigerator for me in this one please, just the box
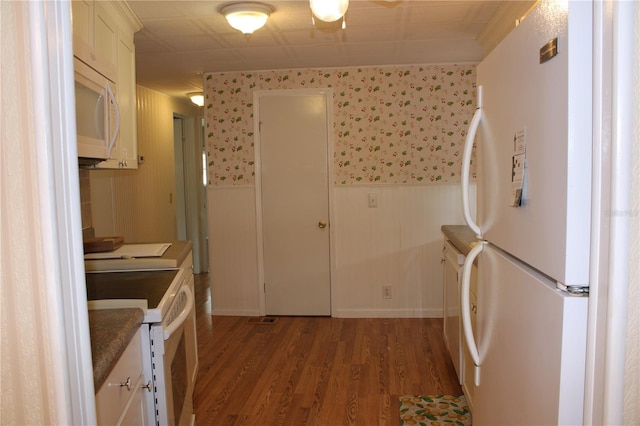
[460,1,592,424]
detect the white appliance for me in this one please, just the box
[459,1,591,424]
[86,252,198,426]
[74,57,119,164]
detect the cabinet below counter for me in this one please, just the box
[89,308,143,392]
[441,225,477,256]
[440,224,478,413]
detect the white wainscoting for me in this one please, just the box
[207,186,261,316]
[208,183,475,317]
[332,184,475,318]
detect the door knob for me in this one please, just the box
[318,220,327,229]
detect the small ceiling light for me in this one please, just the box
[310,0,349,22]
[188,92,204,107]
[221,2,273,35]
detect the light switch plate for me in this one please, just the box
[368,193,378,208]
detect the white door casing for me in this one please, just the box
[254,89,333,316]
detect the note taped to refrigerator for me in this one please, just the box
[510,129,526,207]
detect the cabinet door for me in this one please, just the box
[116,32,137,169]
[117,374,148,426]
[96,329,145,425]
[98,30,138,169]
[71,0,93,49]
[443,242,462,384]
[93,3,118,79]
[72,1,116,82]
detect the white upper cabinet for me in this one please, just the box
[72,1,117,83]
[71,1,142,169]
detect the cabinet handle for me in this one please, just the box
[141,380,153,392]
[119,377,132,391]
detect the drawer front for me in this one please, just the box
[96,328,143,425]
[444,240,465,265]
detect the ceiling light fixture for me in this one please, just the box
[221,2,273,35]
[310,0,349,23]
[188,92,204,107]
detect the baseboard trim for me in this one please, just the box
[210,308,443,318]
[211,308,261,317]
[332,308,443,318]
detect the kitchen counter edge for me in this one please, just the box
[89,308,144,392]
[441,224,477,256]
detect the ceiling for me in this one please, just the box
[128,0,537,101]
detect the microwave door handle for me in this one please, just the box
[163,285,194,340]
[105,82,120,157]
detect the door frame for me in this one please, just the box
[173,113,208,274]
[253,88,336,316]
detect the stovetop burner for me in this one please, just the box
[85,269,179,310]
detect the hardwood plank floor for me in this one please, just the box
[193,273,461,426]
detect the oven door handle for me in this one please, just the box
[163,285,194,340]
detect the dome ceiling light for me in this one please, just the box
[221,2,274,35]
[310,0,349,25]
[188,92,204,107]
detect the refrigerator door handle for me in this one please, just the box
[461,241,483,386]
[462,86,482,237]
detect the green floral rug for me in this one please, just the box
[399,394,471,425]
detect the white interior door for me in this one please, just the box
[258,92,331,316]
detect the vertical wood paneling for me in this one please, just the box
[207,186,260,316]
[332,184,475,318]
[124,86,176,241]
[208,183,475,317]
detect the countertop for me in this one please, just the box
[89,308,144,392]
[441,225,478,256]
[84,240,192,272]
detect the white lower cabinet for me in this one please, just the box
[442,236,478,413]
[95,328,152,425]
[442,240,464,384]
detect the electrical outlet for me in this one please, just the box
[382,286,392,299]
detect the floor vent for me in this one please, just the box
[247,317,278,324]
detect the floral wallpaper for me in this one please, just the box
[203,64,477,186]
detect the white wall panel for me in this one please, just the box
[207,186,260,316]
[332,184,475,318]
[207,182,476,317]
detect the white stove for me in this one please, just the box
[85,241,197,426]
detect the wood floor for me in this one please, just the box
[192,274,461,426]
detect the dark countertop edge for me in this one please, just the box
[441,224,478,256]
[89,308,144,392]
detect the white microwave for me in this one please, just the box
[74,57,119,164]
